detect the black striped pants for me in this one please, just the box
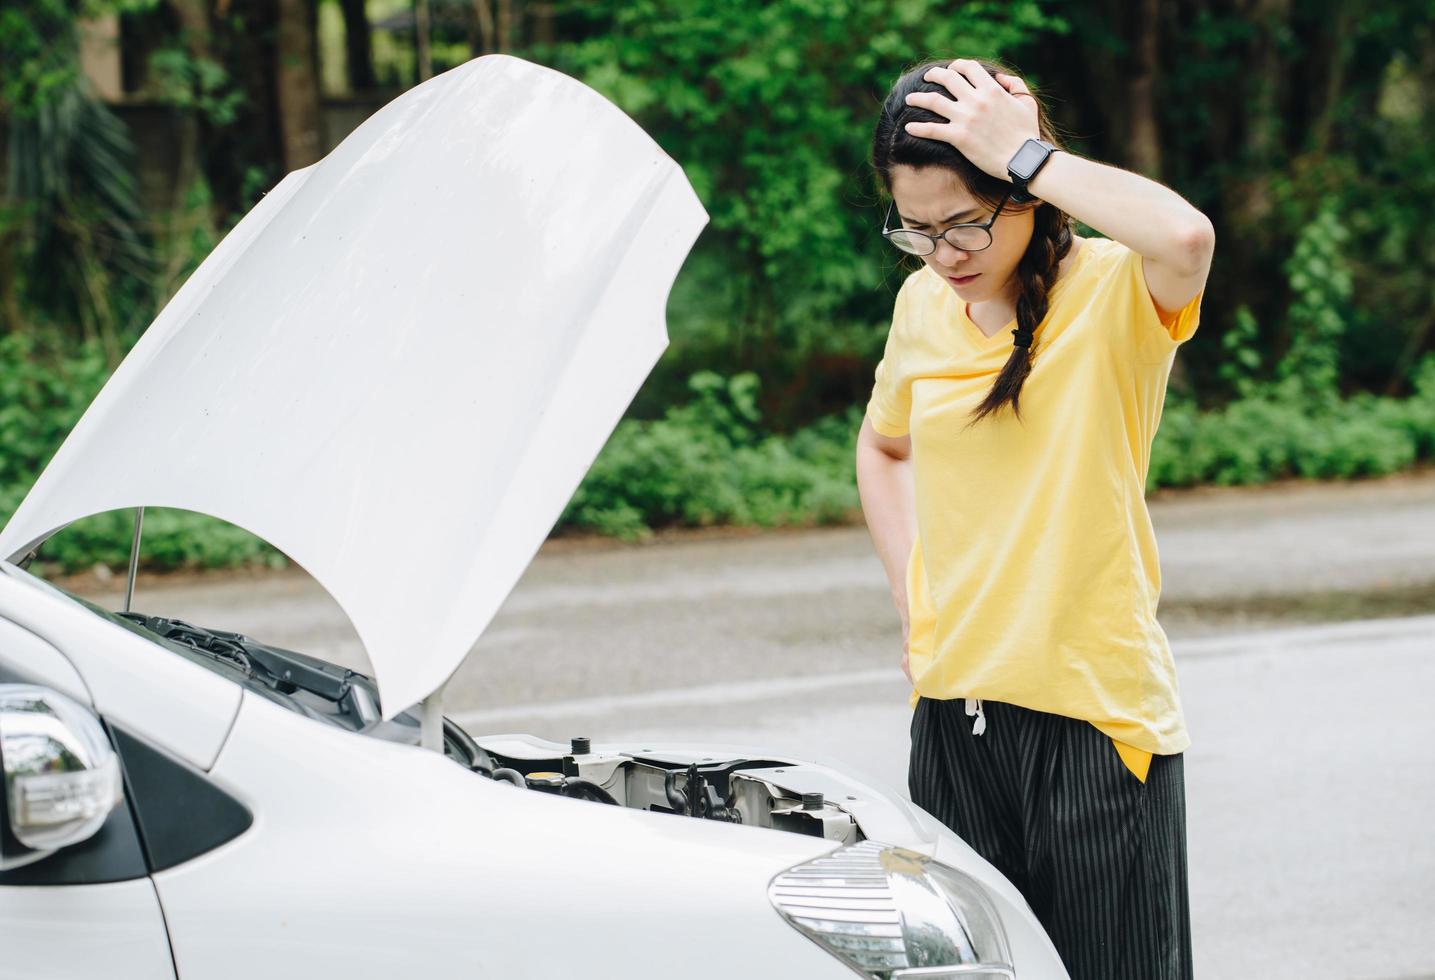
[909,696,1193,980]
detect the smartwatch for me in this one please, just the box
[1007,138,1057,204]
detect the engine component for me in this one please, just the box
[491,768,526,788]
[559,777,618,805]
[661,765,741,823]
[524,771,565,793]
[473,737,865,844]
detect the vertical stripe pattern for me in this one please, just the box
[909,696,1193,980]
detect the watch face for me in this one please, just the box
[1009,140,1050,180]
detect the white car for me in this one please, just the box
[0,55,1068,979]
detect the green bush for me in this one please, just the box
[0,332,111,491]
[6,342,1434,571]
[558,371,862,539]
[0,333,283,573]
[1147,354,1435,491]
[1401,356,1435,458]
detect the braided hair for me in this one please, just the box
[871,59,1074,424]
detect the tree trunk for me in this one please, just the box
[1231,0,1290,229]
[339,0,376,93]
[1128,0,1162,177]
[497,0,514,52]
[1081,0,1130,161]
[164,0,210,201]
[276,0,322,169]
[162,0,217,296]
[532,1,554,45]
[414,0,432,81]
[470,0,495,55]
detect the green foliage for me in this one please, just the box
[1,0,152,349]
[0,332,110,492]
[1275,201,1352,402]
[575,357,1435,540]
[542,0,1065,402]
[573,356,1435,538]
[27,508,284,573]
[1148,354,1435,490]
[1217,305,1262,398]
[0,333,282,573]
[559,372,860,539]
[148,46,245,126]
[6,343,1434,571]
[152,175,223,303]
[1149,195,1430,489]
[0,0,98,117]
[7,0,1435,569]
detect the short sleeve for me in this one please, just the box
[1110,243,1204,356]
[865,278,915,438]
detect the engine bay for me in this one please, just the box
[463,733,864,845]
[90,606,871,846]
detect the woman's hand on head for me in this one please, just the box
[901,60,1041,183]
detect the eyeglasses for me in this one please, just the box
[881,190,1012,255]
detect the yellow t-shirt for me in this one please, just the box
[867,237,1202,760]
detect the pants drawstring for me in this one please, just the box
[965,697,987,735]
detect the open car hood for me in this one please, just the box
[0,55,707,717]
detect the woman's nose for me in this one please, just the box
[933,238,967,266]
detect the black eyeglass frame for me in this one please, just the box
[881,189,1013,256]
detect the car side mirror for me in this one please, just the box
[0,684,123,871]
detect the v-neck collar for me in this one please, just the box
[953,238,1095,349]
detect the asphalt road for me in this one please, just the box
[71,470,1435,710]
[465,615,1432,980]
[61,470,1435,980]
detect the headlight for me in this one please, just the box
[768,840,1015,979]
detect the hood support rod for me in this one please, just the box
[420,680,446,753]
[124,507,144,614]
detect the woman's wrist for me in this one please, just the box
[894,593,910,631]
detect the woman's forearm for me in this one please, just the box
[855,441,917,619]
[898,61,1214,278]
[1026,152,1214,275]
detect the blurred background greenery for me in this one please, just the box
[2,0,1433,571]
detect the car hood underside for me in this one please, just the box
[0,55,707,718]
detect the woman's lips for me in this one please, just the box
[948,273,979,285]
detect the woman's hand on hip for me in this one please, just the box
[901,616,914,685]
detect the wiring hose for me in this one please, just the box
[491,767,526,787]
[561,777,618,805]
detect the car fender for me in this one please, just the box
[0,563,240,771]
[152,692,852,978]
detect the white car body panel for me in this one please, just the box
[0,54,708,719]
[0,879,176,979]
[0,615,89,705]
[0,565,239,770]
[154,692,849,979]
[475,734,1066,976]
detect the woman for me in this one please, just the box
[856,58,1214,980]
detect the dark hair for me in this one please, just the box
[871,59,1073,424]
